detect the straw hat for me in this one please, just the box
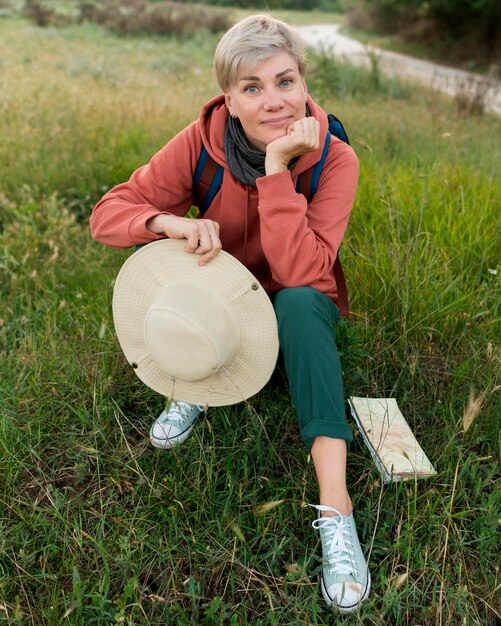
[112,239,279,406]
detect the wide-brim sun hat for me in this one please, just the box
[112,239,279,406]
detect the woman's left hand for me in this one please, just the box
[265,117,320,176]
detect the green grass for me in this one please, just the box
[1,13,500,626]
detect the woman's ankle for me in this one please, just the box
[320,493,353,516]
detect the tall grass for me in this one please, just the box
[0,18,221,213]
[0,13,500,626]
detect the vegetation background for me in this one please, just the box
[0,1,499,624]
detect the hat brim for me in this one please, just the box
[112,239,279,406]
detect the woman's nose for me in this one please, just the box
[263,88,284,110]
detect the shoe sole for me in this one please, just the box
[321,570,371,613]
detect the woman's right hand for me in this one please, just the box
[146,214,222,265]
[265,117,320,176]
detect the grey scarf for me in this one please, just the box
[224,106,310,188]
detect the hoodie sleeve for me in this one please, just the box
[256,138,359,290]
[90,121,203,249]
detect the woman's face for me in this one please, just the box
[224,50,308,152]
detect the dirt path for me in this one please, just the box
[294,24,501,115]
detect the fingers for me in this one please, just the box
[152,214,222,264]
[287,117,320,151]
[266,117,320,169]
[183,218,221,265]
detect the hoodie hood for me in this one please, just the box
[199,94,330,177]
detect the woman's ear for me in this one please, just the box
[224,93,235,118]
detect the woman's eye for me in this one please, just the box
[280,79,292,87]
[245,85,258,94]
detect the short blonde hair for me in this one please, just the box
[214,14,307,92]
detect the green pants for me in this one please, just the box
[272,287,353,452]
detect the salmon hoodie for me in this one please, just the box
[90,94,359,304]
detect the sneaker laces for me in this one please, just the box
[160,401,196,425]
[312,506,358,577]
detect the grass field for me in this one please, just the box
[0,10,500,626]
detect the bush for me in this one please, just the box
[307,46,412,101]
[176,0,342,10]
[346,0,501,64]
[23,0,231,35]
[23,0,53,25]
[0,0,17,17]
[87,0,231,37]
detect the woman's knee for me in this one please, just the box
[273,287,339,327]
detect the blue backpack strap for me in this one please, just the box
[295,110,350,198]
[295,114,351,316]
[295,131,330,197]
[326,114,351,316]
[193,146,224,215]
[327,113,350,145]
[311,130,330,197]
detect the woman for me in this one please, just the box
[91,14,370,613]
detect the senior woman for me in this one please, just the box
[90,14,370,613]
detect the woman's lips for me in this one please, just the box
[262,116,291,127]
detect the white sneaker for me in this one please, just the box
[149,401,204,449]
[312,504,371,613]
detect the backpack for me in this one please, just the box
[193,113,351,315]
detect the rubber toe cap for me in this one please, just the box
[325,581,364,611]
